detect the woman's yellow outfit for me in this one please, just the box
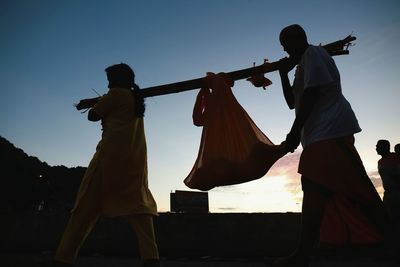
[55,88,158,264]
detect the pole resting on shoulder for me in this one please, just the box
[141,35,356,98]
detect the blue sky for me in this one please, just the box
[1,0,399,212]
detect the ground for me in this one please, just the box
[0,253,396,267]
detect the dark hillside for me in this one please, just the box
[0,136,85,211]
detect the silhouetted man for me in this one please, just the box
[376,140,400,221]
[274,24,387,267]
[395,143,400,156]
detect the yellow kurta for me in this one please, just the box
[72,88,157,217]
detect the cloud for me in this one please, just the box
[267,151,301,177]
[211,151,302,195]
[212,184,250,195]
[266,151,302,193]
[208,150,384,213]
[367,169,383,197]
[264,151,384,200]
[215,207,238,211]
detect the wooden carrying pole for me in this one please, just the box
[140,35,356,98]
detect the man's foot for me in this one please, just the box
[39,260,73,267]
[271,255,309,267]
[140,259,161,267]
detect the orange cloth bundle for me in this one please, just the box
[299,136,386,245]
[184,73,286,191]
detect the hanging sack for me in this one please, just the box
[184,73,286,190]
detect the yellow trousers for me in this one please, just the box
[54,178,159,264]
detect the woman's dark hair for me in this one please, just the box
[105,63,145,117]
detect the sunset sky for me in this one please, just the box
[1,0,399,212]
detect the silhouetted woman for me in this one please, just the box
[53,63,160,267]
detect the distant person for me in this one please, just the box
[273,24,387,266]
[33,175,51,211]
[395,143,400,156]
[50,63,160,267]
[376,139,400,221]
